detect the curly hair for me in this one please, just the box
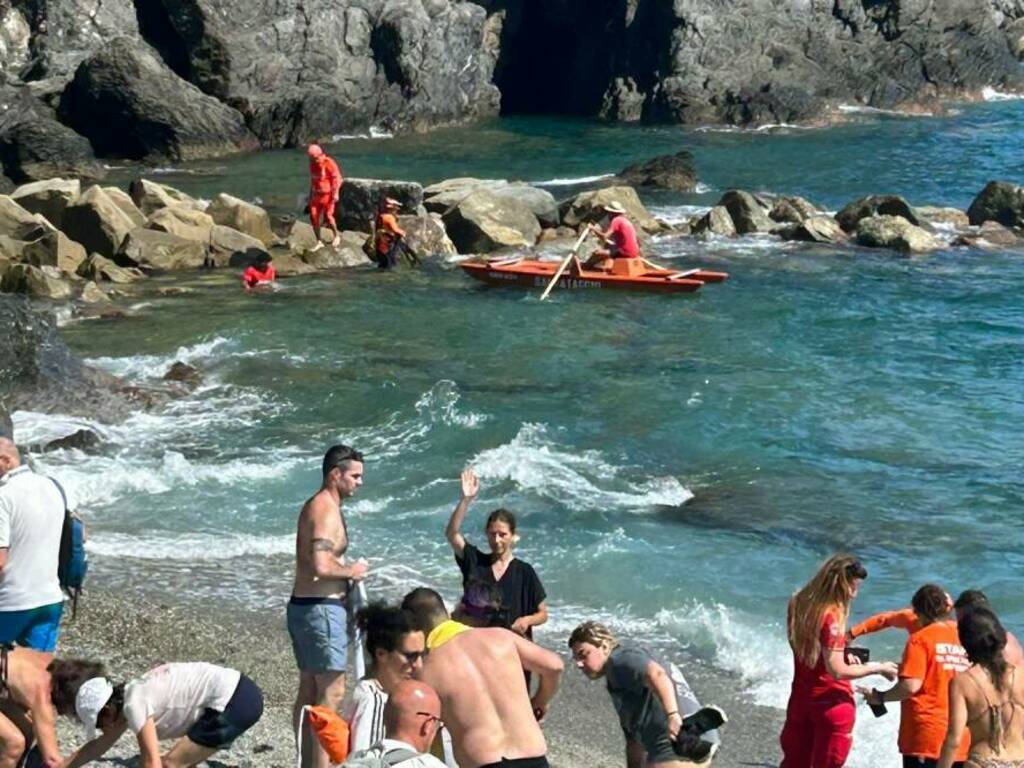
[567,621,620,652]
[356,602,419,659]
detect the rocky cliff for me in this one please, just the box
[0,0,1021,181]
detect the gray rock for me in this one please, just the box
[952,221,1021,249]
[77,253,143,283]
[0,236,27,262]
[300,241,370,269]
[43,428,102,452]
[117,228,207,271]
[559,186,663,234]
[129,179,201,216]
[79,281,110,304]
[208,225,268,268]
[58,37,257,161]
[0,195,56,241]
[856,215,938,253]
[836,195,924,232]
[338,179,424,233]
[146,206,216,243]
[102,187,147,228]
[489,185,558,229]
[206,194,276,246]
[615,152,698,192]
[599,77,646,122]
[284,221,320,254]
[11,178,81,230]
[718,190,774,234]
[442,189,541,253]
[691,206,737,238]
[966,180,1024,227]
[399,214,457,258]
[21,231,88,275]
[917,206,970,230]
[1,263,73,298]
[164,361,202,389]
[783,216,849,244]
[62,186,137,258]
[770,196,820,224]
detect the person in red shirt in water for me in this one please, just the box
[307,144,342,251]
[583,201,641,270]
[242,253,276,292]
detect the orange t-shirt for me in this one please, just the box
[850,607,920,638]
[898,620,970,759]
[375,212,405,253]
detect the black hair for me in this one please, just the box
[954,589,990,612]
[357,602,419,658]
[48,658,108,716]
[959,606,1010,692]
[912,584,949,624]
[845,560,868,581]
[485,508,517,534]
[401,587,448,632]
[322,444,363,479]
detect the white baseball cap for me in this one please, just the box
[75,677,114,740]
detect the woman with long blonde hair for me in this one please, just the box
[780,554,899,767]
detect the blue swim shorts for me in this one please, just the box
[0,602,63,652]
[286,597,348,673]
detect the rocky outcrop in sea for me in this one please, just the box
[0,0,1023,184]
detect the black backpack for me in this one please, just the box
[50,478,88,618]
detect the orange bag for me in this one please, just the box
[306,705,351,764]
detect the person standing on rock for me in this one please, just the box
[583,201,641,271]
[0,437,67,654]
[290,444,369,768]
[307,144,343,251]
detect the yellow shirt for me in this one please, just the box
[427,619,470,650]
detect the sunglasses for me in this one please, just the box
[397,649,429,664]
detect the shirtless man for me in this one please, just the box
[400,588,563,768]
[289,445,369,768]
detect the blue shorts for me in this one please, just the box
[286,597,348,673]
[0,602,63,652]
[187,674,264,748]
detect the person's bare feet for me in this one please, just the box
[311,241,324,252]
[331,234,341,247]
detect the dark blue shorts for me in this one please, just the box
[186,674,264,749]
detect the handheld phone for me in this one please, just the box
[868,698,888,717]
[846,646,870,664]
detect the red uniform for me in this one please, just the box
[309,155,342,230]
[780,609,856,768]
[608,214,640,258]
[242,263,275,288]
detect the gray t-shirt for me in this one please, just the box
[605,646,667,749]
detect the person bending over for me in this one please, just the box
[344,603,426,752]
[568,621,725,767]
[0,648,79,768]
[60,661,263,768]
[779,554,898,768]
[937,607,1024,768]
[401,587,563,768]
[859,584,970,768]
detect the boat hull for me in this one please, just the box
[459,259,728,294]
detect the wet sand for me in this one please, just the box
[55,589,783,767]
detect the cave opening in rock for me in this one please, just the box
[493,0,616,116]
[132,0,191,82]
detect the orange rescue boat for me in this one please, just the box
[459,255,728,295]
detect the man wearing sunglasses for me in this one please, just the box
[346,680,447,768]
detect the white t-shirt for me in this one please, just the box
[124,663,241,740]
[343,678,387,753]
[0,465,65,611]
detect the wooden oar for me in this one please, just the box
[539,228,591,301]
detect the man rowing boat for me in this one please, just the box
[582,201,641,271]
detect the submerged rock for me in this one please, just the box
[42,429,102,453]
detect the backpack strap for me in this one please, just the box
[383,747,420,766]
[47,477,69,513]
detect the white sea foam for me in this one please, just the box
[647,204,709,225]
[694,182,712,194]
[838,103,934,118]
[85,336,234,381]
[982,86,1024,102]
[471,423,693,510]
[532,173,615,187]
[86,532,294,561]
[331,126,395,141]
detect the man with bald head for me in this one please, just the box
[0,438,67,653]
[344,680,447,768]
[401,588,563,768]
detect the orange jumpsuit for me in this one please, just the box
[309,156,342,230]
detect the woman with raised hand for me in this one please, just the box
[937,607,1024,768]
[344,602,426,752]
[779,554,899,768]
[445,468,547,638]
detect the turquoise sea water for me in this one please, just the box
[16,99,1024,766]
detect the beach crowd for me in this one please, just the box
[0,438,1020,768]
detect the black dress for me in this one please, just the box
[455,542,547,640]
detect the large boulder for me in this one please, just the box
[77,253,142,283]
[102,188,146,227]
[0,195,57,241]
[952,221,1022,249]
[206,194,276,245]
[79,281,110,304]
[128,179,202,216]
[917,206,969,230]
[116,229,207,271]
[58,37,257,161]
[1,264,73,299]
[423,178,507,198]
[284,221,320,254]
[691,206,737,237]
[442,189,541,253]
[337,180,424,233]
[489,186,559,229]
[0,236,27,262]
[20,232,88,275]
[399,214,457,258]
[146,206,216,243]
[782,216,849,244]
[856,215,938,253]
[559,186,662,234]
[836,195,924,232]
[966,181,1024,227]
[62,186,136,258]
[300,235,370,269]
[425,180,557,227]
[615,151,698,192]
[769,195,820,224]
[0,85,105,183]
[11,179,81,230]
[208,225,269,267]
[718,190,774,234]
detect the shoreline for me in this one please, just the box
[55,587,783,768]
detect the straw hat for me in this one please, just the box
[603,201,627,215]
[384,197,401,209]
